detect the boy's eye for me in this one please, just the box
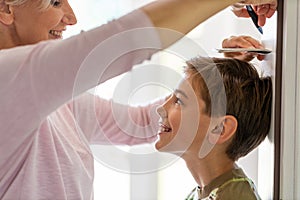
[50,0,62,7]
[175,97,183,105]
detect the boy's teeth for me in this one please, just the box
[158,122,172,132]
[159,126,171,132]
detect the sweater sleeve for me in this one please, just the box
[33,9,161,123]
[0,10,161,162]
[68,93,164,145]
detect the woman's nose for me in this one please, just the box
[62,3,77,25]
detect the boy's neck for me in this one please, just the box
[184,155,235,187]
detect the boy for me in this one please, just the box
[156,57,272,199]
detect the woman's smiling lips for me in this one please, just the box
[49,29,66,39]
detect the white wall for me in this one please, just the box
[280,0,300,199]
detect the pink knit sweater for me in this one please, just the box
[0,9,161,199]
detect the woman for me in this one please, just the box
[156,57,272,199]
[0,0,275,199]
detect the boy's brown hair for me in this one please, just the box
[185,57,272,161]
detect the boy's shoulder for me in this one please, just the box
[212,175,261,200]
[185,167,261,200]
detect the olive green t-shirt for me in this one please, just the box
[185,167,261,200]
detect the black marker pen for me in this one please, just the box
[246,5,263,34]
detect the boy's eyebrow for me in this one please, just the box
[174,89,188,99]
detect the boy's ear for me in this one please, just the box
[0,2,14,25]
[208,115,237,144]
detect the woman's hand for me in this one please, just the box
[222,35,265,62]
[231,0,277,26]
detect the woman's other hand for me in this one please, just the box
[222,35,265,62]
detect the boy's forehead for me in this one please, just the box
[175,77,195,94]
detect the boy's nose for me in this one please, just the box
[156,105,167,118]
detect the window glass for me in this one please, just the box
[65,1,268,199]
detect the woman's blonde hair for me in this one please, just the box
[4,0,51,10]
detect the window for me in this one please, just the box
[66,1,276,199]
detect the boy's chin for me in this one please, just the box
[155,142,185,156]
